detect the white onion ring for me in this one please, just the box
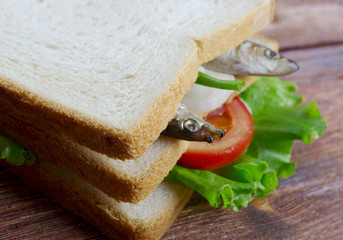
[181,67,236,114]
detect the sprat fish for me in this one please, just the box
[203,40,299,76]
[161,103,224,143]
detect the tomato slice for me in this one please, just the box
[177,97,254,170]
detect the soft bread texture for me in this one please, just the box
[0,110,188,202]
[0,0,275,160]
[1,159,193,240]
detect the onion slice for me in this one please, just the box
[181,67,236,114]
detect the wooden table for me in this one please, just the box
[1,1,342,239]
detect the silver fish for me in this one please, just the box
[161,103,224,143]
[203,40,299,76]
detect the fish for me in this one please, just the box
[203,40,299,76]
[161,103,224,143]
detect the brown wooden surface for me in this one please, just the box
[1,1,343,239]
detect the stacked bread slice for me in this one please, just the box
[0,110,189,203]
[0,0,274,160]
[0,0,275,239]
[3,158,193,240]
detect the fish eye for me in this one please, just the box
[265,49,278,59]
[183,119,199,132]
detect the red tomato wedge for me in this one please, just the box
[177,97,254,170]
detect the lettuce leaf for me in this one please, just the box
[214,155,278,199]
[167,164,258,210]
[167,77,326,209]
[0,134,35,165]
[240,77,327,177]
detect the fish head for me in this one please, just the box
[263,48,299,75]
[182,118,224,143]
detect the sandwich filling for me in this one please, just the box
[164,39,326,209]
[167,76,326,209]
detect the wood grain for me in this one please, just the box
[1,1,343,240]
[261,1,343,50]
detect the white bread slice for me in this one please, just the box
[0,0,274,160]
[1,158,193,240]
[0,110,188,203]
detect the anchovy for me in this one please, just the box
[161,103,224,143]
[203,40,299,76]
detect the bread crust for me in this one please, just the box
[0,0,274,160]
[1,160,193,240]
[196,0,275,64]
[0,110,188,203]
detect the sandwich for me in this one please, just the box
[0,0,326,239]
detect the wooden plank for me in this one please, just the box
[261,2,343,50]
[0,170,104,239]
